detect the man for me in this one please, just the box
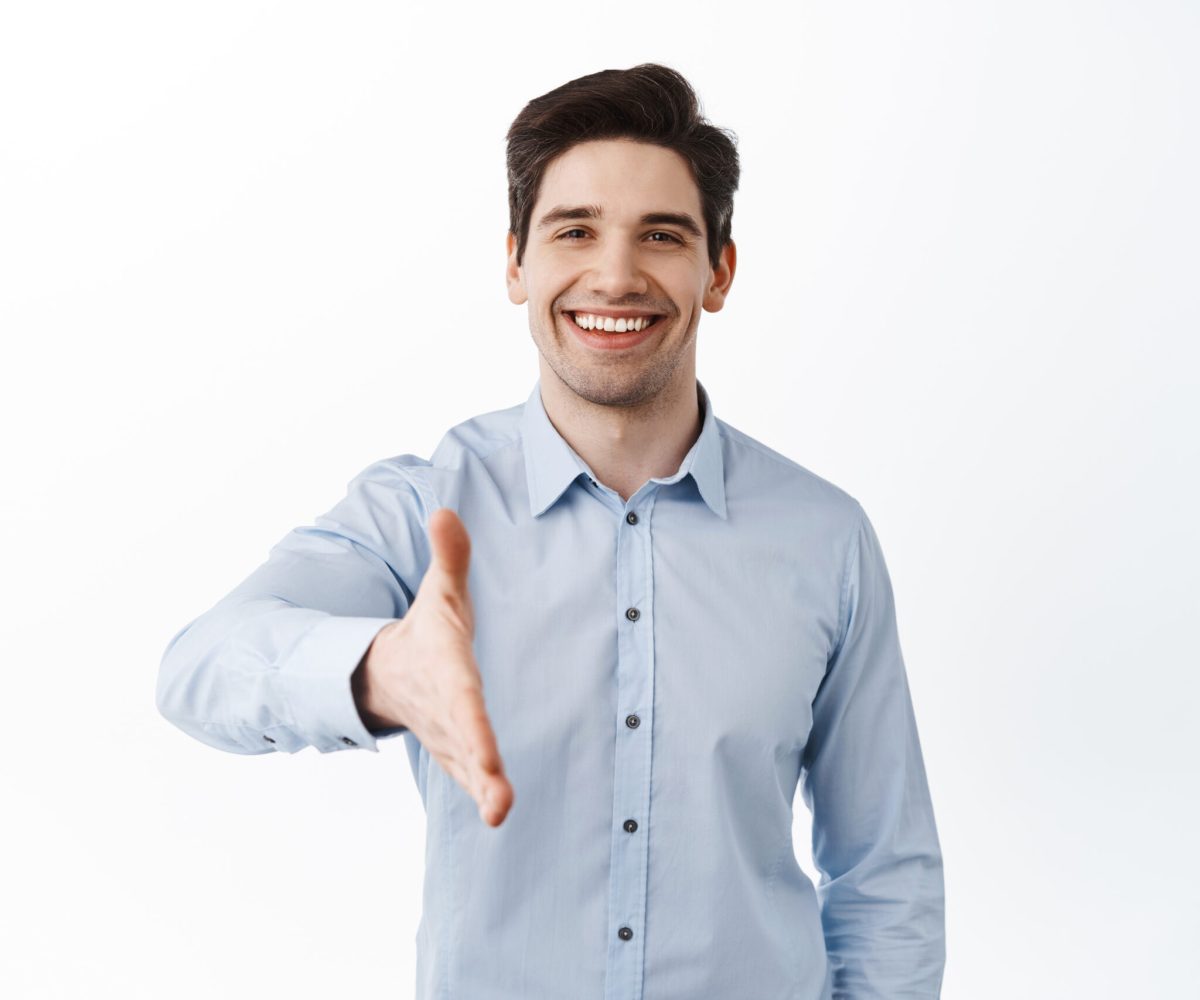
[157,63,945,999]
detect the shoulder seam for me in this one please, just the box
[829,501,867,665]
[354,459,441,519]
[717,419,858,505]
[367,419,525,515]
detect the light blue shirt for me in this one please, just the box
[157,378,945,999]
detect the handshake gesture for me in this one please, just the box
[353,508,514,827]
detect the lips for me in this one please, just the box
[561,310,664,350]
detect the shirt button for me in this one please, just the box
[625,607,640,621]
[618,926,634,941]
[625,713,640,729]
[262,734,276,744]
[623,819,638,833]
[340,736,357,746]
[625,511,638,525]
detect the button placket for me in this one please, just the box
[604,492,658,999]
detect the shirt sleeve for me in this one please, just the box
[155,457,432,755]
[798,503,946,998]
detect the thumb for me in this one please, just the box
[427,507,472,590]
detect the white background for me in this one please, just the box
[2,1,1196,997]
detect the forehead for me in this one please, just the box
[534,139,703,222]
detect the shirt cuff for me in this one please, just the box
[278,615,407,753]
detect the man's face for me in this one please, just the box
[506,138,735,408]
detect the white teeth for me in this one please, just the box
[570,312,657,332]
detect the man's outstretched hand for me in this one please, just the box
[352,507,514,827]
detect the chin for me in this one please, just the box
[559,364,680,409]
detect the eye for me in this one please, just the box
[648,231,681,243]
[557,228,589,240]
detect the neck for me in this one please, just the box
[537,361,703,503]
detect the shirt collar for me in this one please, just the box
[520,377,728,520]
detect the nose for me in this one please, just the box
[585,238,649,299]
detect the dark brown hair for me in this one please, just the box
[506,63,740,272]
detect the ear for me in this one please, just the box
[506,231,528,305]
[702,239,737,313]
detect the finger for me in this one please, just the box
[457,691,502,776]
[450,695,505,809]
[441,697,498,792]
[440,750,491,810]
[443,748,497,823]
[440,754,472,799]
[475,757,512,826]
[481,774,515,827]
[427,507,471,588]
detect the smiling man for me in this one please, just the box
[157,63,945,999]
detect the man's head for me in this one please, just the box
[505,64,739,409]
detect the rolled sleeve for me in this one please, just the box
[799,503,945,998]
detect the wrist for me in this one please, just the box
[352,627,397,730]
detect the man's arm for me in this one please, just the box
[155,458,428,755]
[799,503,945,998]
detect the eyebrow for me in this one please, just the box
[535,204,704,240]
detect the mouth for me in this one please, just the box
[561,310,667,351]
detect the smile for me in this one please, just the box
[562,310,666,351]
[567,311,663,333]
